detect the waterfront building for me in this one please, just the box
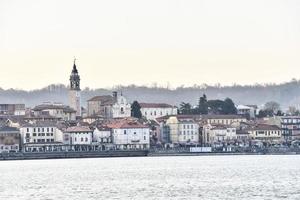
[87,92,131,119]
[245,124,282,142]
[92,125,113,150]
[69,60,81,117]
[20,121,64,152]
[0,126,20,153]
[202,124,237,146]
[156,115,202,145]
[106,118,150,149]
[281,116,300,141]
[64,126,93,146]
[236,105,258,119]
[0,104,26,116]
[32,102,76,121]
[139,103,178,120]
[201,114,247,125]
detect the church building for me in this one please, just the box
[69,60,81,117]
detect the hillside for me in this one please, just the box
[0,80,300,110]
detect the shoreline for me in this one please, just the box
[0,150,299,161]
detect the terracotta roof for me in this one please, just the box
[66,126,92,132]
[139,103,175,108]
[106,119,149,129]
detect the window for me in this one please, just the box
[124,130,127,135]
[27,128,29,132]
[33,128,36,132]
[38,128,40,132]
[33,133,36,136]
[134,132,136,135]
[47,128,49,132]
[144,136,146,140]
[75,137,77,142]
[47,133,50,136]
[51,139,54,142]
[51,128,54,132]
[81,138,83,142]
[85,137,88,142]
[154,111,156,116]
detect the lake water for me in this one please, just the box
[0,155,300,200]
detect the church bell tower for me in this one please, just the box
[69,59,81,117]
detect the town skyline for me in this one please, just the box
[1,0,300,90]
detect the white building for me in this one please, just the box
[140,103,178,120]
[203,124,237,145]
[236,105,258,119]
[106,119,150,149]
[178,119,200,144]
[20,122,63,152]
[164,116,200,145]
[112,92,131,118]
[64,126,93,145]
[93,126,112,144]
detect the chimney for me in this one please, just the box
[113,91,118,101]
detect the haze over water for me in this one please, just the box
[0,155,300,200]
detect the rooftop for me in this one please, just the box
[139,103,175,108]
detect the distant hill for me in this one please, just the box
[0,80,300,110]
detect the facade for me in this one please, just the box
[20,122,63,151]
[93,126,112,144]
[139,103,178,120]
[164,116,200,145]
[69,60,81,117]
[64,126,93,145]
[32,103,76,121]
[236,105,258,119]
[245,124,282,142]
[202,115,247,125]
[177,119,199,144]
[87,92,131,119]
[202,124,237,145]
[106,118,150,149]
[281,116,300,141]
[0,126,20,153]
[0,104,26,116]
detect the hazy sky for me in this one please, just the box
[1,0,300,90]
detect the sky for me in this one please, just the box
[0,0,300,90]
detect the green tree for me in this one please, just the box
[131,101,142,118]
[179,102,192,114]
[223,98,237,114]
[198,94,208,114]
